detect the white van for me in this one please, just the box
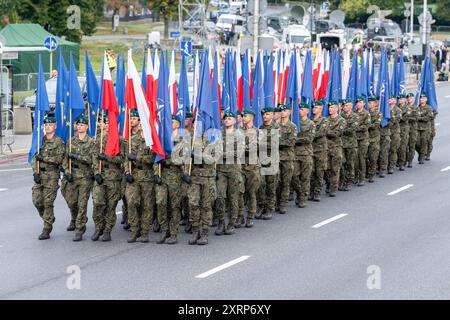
[215,14,245,33]
[282,25,311,50]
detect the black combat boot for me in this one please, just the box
[234,216,245,228]
[399,165,405,171]
[379,172,386,178]
[425,156,430,161]
[279,206,287,214]
[297,200,306,208]
[184,221,192,233]
[262,209,273,220]
[189,227,200,245]
[407,162,413,168]
[66,220,76,232]
[255,208,264,219]
[157,232,170,244]
[137,233,149,243]
[166,235,178,244]
[357,179,365,187]
[388,168,394,174]
[329,191,336,197]
[197,229,209,245]
[215,220,225,236]
[153,219,161,232]
[127,232,138,243]
[91,229,102,241]
[313,193,321,202]
[101,231,111,242]
[123,222,131,230]
[245,218,254,228]
[38,227,51,240]
[225,223,235,235]
[211,218,219,227]
[308,193,314,201]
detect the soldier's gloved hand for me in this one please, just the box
[125,174,134,184]
[68,153,79,160]
[97,153,108,161]
[35,154,44,162]
[33,172,41,184]
[154,175,162,185]
[95,174,103,185]
[59,165,65,173]
[127,153,137,162]
[64,173,74,183]
[181,174,192,185]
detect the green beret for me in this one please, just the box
[223,111,237,119]
[406,93,414,98]
[274,107,281,112]
[356,96,366,102]
[75,114,89,125]
[261,107,275,114]
[341,98,352,104]
[185,111,194,118]
[130,109,140,118]
[397,94,406,99]
[420,93,427,98]
[43,112,56,124]
[328,100,339,107]
[241,109,255,116]
[299,103,310,109]
[172,115,182,123]
[389,95,397,99]
[368,96,377,102]
[313,101,324,107]
[279,104,290,111]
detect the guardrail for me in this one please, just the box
[1,108,15,154]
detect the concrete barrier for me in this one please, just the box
[13,106,32,134]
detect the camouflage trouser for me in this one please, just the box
[388,133,401,170]
[121,177,128,223]
[416,129,430,159]
[156,172,182,236]
[258,169,277,212]
[311,151,327,195]
[181,183,189,221]
[32,177,59,230]
[188,176,216,231]
[427,124,436,158]
[216,170,241,224]
[340,147,356,185]
[242,166,261,219]
[355,140,368,182]
[325,147,342,193]
[407,128,418,163]
[379,135,391,173]
[367,139,380,179]
[292,155,313,202]
[238,173,245,219]
[125,180,154,236]
[63,177,92,232]
[276,160,293,209]
[93,180,121,233]
[398,129,410,166]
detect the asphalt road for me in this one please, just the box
[1,83,449,300]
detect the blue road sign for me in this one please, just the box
[180,41,192,57]
[170,31,181,38]
[44,36,58,52]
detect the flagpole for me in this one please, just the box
[87,103,91,136]
[99,109,104,174]
[69,108,72,174]
[37,108,41,174]
[188,111,199,176]
[128,106,132,175]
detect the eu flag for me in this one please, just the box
[85,51,99,137]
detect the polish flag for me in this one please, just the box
[247,49,253,101]
[314,50,325,100]
[168,50,178,115]
[101,52,120,156]
[216,51,222,111]
[312,44,322,94]
[281,49,291,103]
[276,50,284,104]
[236,48,243,112]
[126,50,164,157]
[296,49,303,102]
[342,48,351,100]
[145,48,154,105]
[273,49,278,105]
[319,50,330,99]
[192,50,200,114]
[208,46,214,80]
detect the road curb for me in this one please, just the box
[0,152,28,164]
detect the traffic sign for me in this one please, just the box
[404,9,411,18]
[44,36,58,52]
[170,31,180,38]
[180,41,192,57]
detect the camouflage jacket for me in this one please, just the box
[32,135,66,179]
[63,135,94,179]
[241,125,260,169]
[278,120,297,161]
[92,134,126,181]
[312,116,328,153]
[368,110,382,142]
[408,103,418,130]
[217,128,244,172]
[124,131,155,182]
[355,108,371,141]
[326,116,346,150]
[191,134,221,178]
[417,104,434,131]
[388,106,402,135]
[399,105,411,131]
[341,112,359,149]
[295,118,316,157]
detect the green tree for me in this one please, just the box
[434,0,450,25]
[0,0,21,27]
[17,0,50,26]
[148,0,178,39]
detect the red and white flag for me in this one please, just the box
[236,48,243,112]
[314,50,325,100]
[319,50,330,99]
[192,50,200,114]
[280,49,291,103]
[168,50,178,115]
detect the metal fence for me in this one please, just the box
[0,108,14,154]
[13,72,51,92]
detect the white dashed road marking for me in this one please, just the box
[0,188,7,192]
[387,184,414,196]
[441,166,450,172]
[195,256,251,279]
[435,123,440,127]
[0,168,31,172]
[312,214,348,229]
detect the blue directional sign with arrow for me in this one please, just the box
[44,36,58,52]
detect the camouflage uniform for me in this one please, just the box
[367,109,382,181]
[92,135,125,238]
[32,136,65,236]
[388,106,402,173]
[397,104,411,168]
[407,103,418,166]
[340,112,358,189]
[416,104,434,162]
[310,116,328,199]
[124,132,156,241]
[325,115,346,195]
[276,120,297,212]
[378,124,391,176]
[426,110,438,160]
[354,108,370,184]
[292,118,316,206]
[62,135,94,235]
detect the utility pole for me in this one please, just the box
[422,0,427,57]
[410,0,414,40]
[253,0,259,57]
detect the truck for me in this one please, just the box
[282,25,311,50]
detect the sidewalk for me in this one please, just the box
[0,133,31,163]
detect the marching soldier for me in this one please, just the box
[155,115,186,244]
[215,111,243,235]
[406,93,418,167]
[124,109,156,243]
[354,97,371,186]
[416,93,434,164]
[310,100,328,202]
[256,107,278,220]
[397,94,411,171]
[378,101,391,178]
[325,101,346,197]
[339,99,358,191]
[180,111,194,232]
[426,108,438,161]
[366,96,382,183]
[32,112,66,240]
[292,103,315,208]
[276,104,296,213]
[62,114,94,241]
[91,113,125,241]
[388,96,402,174]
